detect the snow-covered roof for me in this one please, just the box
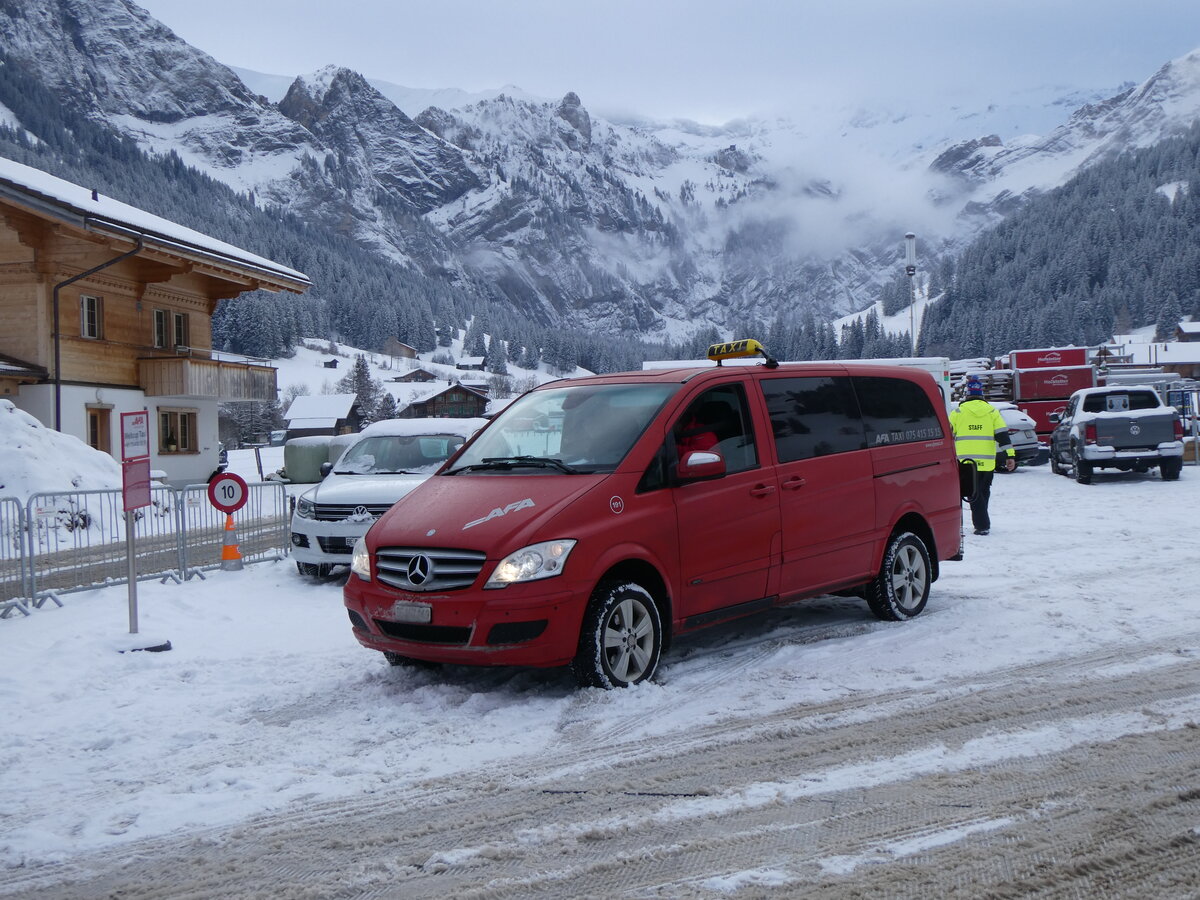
[0,352,45,380]
[1122,342,1200,365]
[0,156,309,290]
[284,394,357,421]
[1177,321,1200,334]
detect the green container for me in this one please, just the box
[328,433,359,466]
[284,437,332,484]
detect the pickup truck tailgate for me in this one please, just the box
[1094,413,1176,449]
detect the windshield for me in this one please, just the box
[334,434,467,475]
[449,383,676,474]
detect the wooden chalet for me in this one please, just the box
[382,338,418,359]
[401,384,488,419]
[391,367,438,383]
[1176,321,1200,343]
[283,393,363,439]
[0,157,310,484]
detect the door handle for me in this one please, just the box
[782,477,806,490]
[749,484,776,497]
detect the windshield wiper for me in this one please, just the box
[445,456,578,475]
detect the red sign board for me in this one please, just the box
[120,411,151,462]
[1009,347,1090,370]
[207,472,249,514]
[122,458,152,511]
[1012,366,1096,402]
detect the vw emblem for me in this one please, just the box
[353,505,371,518]
[406,555,433,586]
[1129,424,1141,436]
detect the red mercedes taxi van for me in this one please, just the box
[344,340,963,688]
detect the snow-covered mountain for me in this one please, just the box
[2,0,1198,338]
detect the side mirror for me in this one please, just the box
[1047,412,1061,424]
[319,461,333,478]
[678,449,726,482]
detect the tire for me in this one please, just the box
[1050,449,1064,476]
[296,561,334,578]
[1072,446,1093,485]
[865,531,931,622]
[572,581,663,688]
[1161,458,1183,481]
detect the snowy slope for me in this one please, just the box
[2,0,1198,337]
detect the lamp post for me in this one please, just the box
[904,232,917,357]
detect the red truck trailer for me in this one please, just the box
[1013,365,1097,402]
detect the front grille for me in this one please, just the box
[317,536,355,555]
[376,546,487,592]
[374,620,472,644]
[312,503,393,521]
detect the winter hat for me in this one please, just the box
[966,377,984,397]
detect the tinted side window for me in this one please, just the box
[759,376,866,462]
[853,376,944,447]
[671,384,759,473]
[639,383,759,492]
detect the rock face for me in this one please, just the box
[3,0,1198,335]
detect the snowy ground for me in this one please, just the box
[2,460,1198,879]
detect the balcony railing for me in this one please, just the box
[138,356,277,401]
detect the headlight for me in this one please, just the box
[350,536,372,582]
[485,539,576,589]
[295,495,316,519]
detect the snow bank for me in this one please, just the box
[0,400,121,501]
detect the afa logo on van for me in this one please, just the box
[463,498,536,530]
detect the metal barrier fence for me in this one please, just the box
[2,482,289,611]
[1,497,28,617]
[27,485,182,602]
[177,482,290,579]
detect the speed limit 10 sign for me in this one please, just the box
[207,472,249,514]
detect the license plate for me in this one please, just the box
[390,602,432,624]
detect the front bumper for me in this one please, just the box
[343,574,587,668]
[290,514,374,566]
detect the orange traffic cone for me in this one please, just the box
[220,513,243,571]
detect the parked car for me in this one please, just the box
[994,402,1044,469]
[345,340,968,688]
[1049,386,1184,484]
[290,418,487,577]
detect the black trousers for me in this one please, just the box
[969,470,995,532]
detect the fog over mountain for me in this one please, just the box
[2,0,1199,348]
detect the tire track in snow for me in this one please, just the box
[8,632,1200,899]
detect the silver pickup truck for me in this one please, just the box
[1048,386,1184,484]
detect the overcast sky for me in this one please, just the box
[135,0,1200,124]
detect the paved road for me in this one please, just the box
[6,634,1199,899]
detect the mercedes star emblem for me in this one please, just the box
[406,555,433,586]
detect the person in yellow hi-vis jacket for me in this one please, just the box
[950,377,1016,535]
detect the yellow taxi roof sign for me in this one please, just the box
[706,339,776,366]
